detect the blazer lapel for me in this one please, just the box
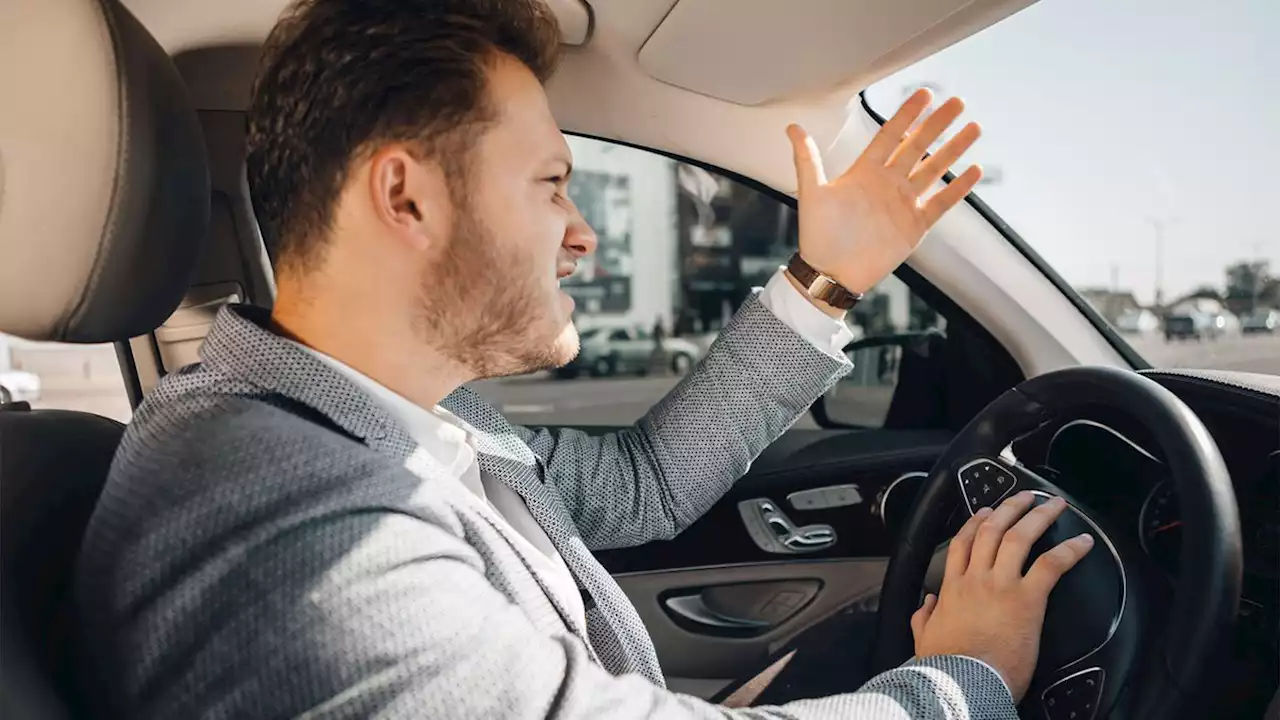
[441,389,666,685]
[399,446,595,650]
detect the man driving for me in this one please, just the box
[75,0,1094,717]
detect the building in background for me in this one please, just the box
[562,136,917,346]
[561,137,679,334]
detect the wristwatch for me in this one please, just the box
[785,252,863,310]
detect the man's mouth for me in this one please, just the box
[556,264,577,287]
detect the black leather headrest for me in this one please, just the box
[0,0,210,343]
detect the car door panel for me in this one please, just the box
[594,427,951,573]
[562,426,957,694]
[617,558,888,693]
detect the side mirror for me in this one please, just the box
[814,329,948,428]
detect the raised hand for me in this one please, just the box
[787,88,983,295]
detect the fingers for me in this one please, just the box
[909,122,982,194]
[945,506,992,579]
[969,491,1036,570]
[887,97,966,174]
[1025,534,1096,598]
[860,88,934,166]
[911,593,937,641]
[922,165,983,226]
[993,496,1069,578]
[787,124,827,194]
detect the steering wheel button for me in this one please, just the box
[957,459,1017,513]
[1041,667,1103,720]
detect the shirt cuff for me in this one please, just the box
[757,268,856,361]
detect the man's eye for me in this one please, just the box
[544,175,564,185]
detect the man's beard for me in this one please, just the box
[412,203,579,379]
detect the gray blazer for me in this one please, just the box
[75,293,1017,719]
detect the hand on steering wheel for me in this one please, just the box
[873,366,1241,720]
[911,492,1096,701]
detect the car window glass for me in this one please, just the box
[0,334,132,422]
[468,136,958,430]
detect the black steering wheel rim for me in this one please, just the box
[870,366,1242,719]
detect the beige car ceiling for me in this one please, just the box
[121,0,1035,185]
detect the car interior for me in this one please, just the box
[1,0,1277,719]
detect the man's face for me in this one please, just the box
[413,53,596,378]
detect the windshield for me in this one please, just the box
[866,0,1278,376]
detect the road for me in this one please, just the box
[470,334,1280,429]
[26,334,1280,427]
[1128,334,1280,374]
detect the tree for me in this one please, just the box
[1225,260,1274,313]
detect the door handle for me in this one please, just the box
[662,580,823,636]
[737,498,837,554]
[663,594,773,630]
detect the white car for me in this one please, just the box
[559,326,702,378]
[0,369,41,403]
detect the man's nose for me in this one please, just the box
[562,198,597,258]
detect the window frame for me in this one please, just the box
[563,131,1024,430]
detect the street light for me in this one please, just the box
[1149,217,1165,309]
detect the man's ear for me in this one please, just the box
[367,146,446,251]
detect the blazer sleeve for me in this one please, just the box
[515,291,852,549]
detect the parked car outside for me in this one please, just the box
[556,326,702,378]
[1163,311,1221,342]
[1242,308,1279,334]
[0,369,42,403]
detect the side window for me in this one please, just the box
[820,274,948,428]
[469,136,1002,430]
[0,333,133,422]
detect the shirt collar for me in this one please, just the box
[288,341,476,477]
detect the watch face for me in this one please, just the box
[787,253,859,309]
[808,275,839,298]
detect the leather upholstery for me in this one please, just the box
[0,0,209,342]
[0,408,124,719]
[0,1,208,718]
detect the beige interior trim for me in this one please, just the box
[128,334,163,396]
[638,0,1036,105]
[154,283,242,370]
[121,0,593,56]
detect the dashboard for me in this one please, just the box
[1015,370,1279,718]
[1042,422,1279,583]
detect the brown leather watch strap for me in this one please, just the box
[785,253,863,310]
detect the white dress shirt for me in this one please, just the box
[296,268,854,631]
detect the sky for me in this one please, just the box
[864,0,1279,306]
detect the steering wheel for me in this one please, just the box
[870,366,1242,719]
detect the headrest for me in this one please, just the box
[0,0,209,343]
